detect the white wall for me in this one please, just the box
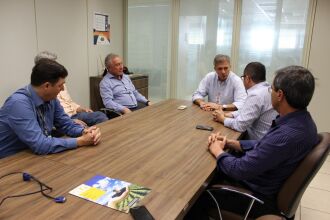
[35,0,89,106]
[87,0,124,76]
[308,0,330,132]
[0,0,124,107]
[0,0,38,104]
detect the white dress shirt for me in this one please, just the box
[224,81,278,140]
[192,71,247,109]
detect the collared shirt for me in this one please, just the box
[192,71,247,109]
[224,81,278,140]
[217,110,318,196]
[0,85,84,159]
[99,73,148,112]
[57,84,80,116]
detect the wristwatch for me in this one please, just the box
[222,104,228,110]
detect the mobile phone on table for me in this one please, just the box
[196,124,214,131]
[130,205,155,220]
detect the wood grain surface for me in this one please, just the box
[0,99,241,220]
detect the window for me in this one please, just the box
[176,0,235,100]
[237,0,310,78]
[126,0,312,101]
[127,0,171,102]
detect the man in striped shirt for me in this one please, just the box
[213,62,277,140]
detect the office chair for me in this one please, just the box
[208,132,330,220]
[89,76,122,119]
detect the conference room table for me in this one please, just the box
[0,99,241,220]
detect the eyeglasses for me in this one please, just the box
[241,75,246,80]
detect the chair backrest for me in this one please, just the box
[277,132,330,218]
[89,76,105,111]
[89,74,149,112]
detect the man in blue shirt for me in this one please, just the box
[186,66,318,219]
[0,60,101,159]
[100,53,150,115]
[192,54,247,111]
[35,51,108,127]
[213,62,277,140]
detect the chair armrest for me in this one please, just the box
[207,184,264,220]
[209,184,264,204]
[100,108,122,117]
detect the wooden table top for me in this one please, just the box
[0,99,241,220]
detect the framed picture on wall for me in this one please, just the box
[93,12,110,45]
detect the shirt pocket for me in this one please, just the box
[113,86,132,98]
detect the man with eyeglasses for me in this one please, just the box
[100,53,151,115]
[192,54,247,111]
[212,62,277,140]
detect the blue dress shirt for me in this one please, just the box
[0,85,84,159]
[192,71,247,109]
[99,73,148,113]
[224,82,278,140]
[217,110,318,196]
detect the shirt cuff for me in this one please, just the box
[224,118,234,127]
[216,151,231,160]
[69,126,85,137]
[79,127,85,136]
[67,138,79,148]
[232,102,241,110]
[116,105,126,113]
[231,111,239,118]
[192,94,204,102]
[239,140,257,151]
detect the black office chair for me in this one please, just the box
[207,132,330,220]
[89,76,122,119]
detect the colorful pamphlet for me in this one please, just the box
[69,175,151,213]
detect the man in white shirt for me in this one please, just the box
[213,62,277,139]
[192,54,247,111]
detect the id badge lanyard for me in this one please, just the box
[36,105,50,137]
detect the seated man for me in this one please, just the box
[186,66,318,219]
[35,51,108,127]
[100,53,150,115]
[213,62,277,140]
[57,84,108,126]
[0,59,101,159]
[192,54,247,111]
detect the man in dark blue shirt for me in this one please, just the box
[186,66,318,219]
[0,59,102,159]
